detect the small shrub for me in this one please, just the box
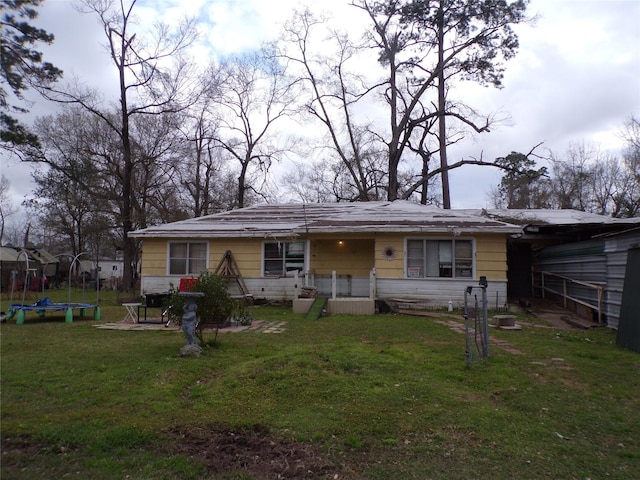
[166,271,240,345]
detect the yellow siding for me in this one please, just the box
[310,238,374,276]
[475,234,508,281]
[374,234,405,278]
[372,233,508,280]
[140,238,264,277]
[139,232,508,281]
[140,238,169,275]
[209,239,263,277]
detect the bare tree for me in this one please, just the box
[175,96,242,217]
[207,48,299,208]
[615,116,640,217]
[280,2,528,205]
[533,132,640,218]
[280,9,389,201]
[549,143,599,211]
[357,0,528,205]
[29,0,199,291]
[590,154,621,216]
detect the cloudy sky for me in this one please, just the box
[2,0,639,229]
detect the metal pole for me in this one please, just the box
[464,288,470,368]
[482,285,489,359]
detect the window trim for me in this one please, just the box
[404,237,475,279]
[262,240,307,278]
[167,241,209,276]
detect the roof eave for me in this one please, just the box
[130,225,522,238]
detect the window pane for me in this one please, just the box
[189,243,207,258]
[264,260,283,276]
[407,240,424,277]
[455,240,472,259]
[264,243,282,259]
[287,242,304,256]
[169,258,186,275]
[170,243,187,258]
[425,241,440,277]
[186,243,206,275]
[455,240,473,278]
[188,258,206,275]
[286,242,304,275]
[438,241,452,277]
[169,243,188,275]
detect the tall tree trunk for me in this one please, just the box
[421,154,429,204]
[119,34,135,292]
[237,156,250,208]
[437,5,451,209]
[388,148,399,201]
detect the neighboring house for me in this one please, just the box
[0,246,60,292]
[0,246,24,292]
[78,257,124,290]
[465,209,640,328]
[130,201,521,314]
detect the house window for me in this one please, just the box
[263,241,305,277]
[169,242,207,275]
[406,239,473,278]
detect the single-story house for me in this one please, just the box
[79,257,124,284]
[130,201,521,314]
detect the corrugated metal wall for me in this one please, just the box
[605,233,640,329]
[536,239,605,320]
[536,230,640,329]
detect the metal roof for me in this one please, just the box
[0,247,22,262]
[130,201,522,239]
[461,208,640,227]
[0,247,60,264]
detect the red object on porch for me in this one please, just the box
[179,277,197,292]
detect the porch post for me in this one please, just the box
[369,268,376,299]
[331,270,337,299]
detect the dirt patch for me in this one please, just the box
[3,427,343,479]
[165,423,341,479]
[1,434,48,457]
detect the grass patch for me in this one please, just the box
[2,299,639,479]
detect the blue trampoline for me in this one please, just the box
[8,297,99,324]
[6,251,101,325]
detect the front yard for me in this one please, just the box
[1,294,639,479]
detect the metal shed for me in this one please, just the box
[536,227,640,329]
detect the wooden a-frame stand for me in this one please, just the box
[214,250,253,304]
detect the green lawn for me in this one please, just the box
[1,291,639,479]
